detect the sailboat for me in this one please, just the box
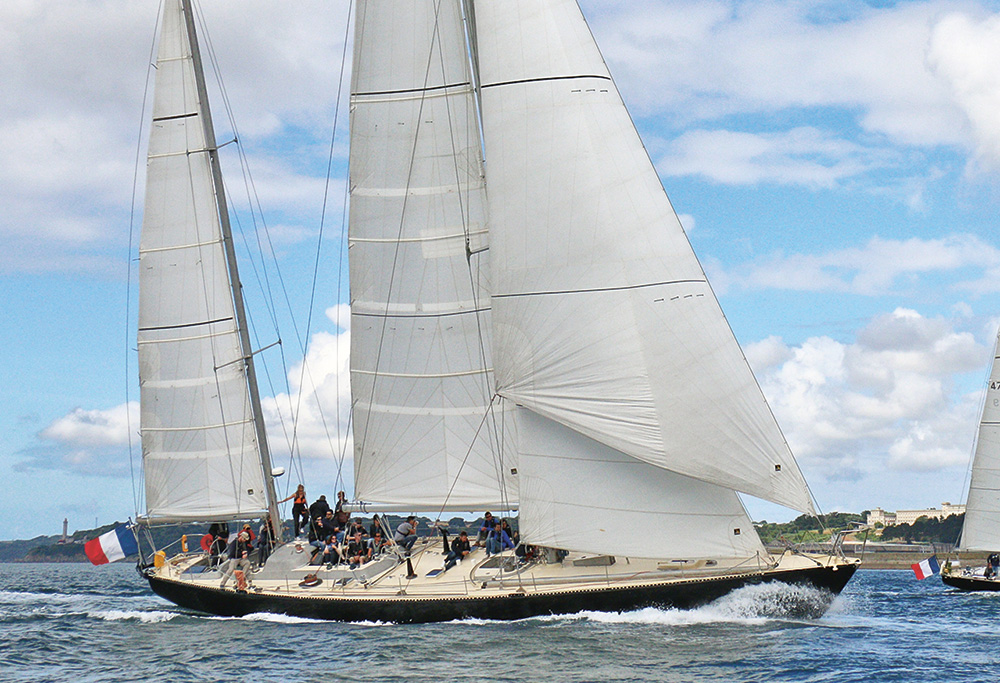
[942,327,1000,591]
[138,0,858,623]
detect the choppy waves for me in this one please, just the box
[1,565,996,683]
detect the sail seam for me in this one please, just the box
[481,74,611,89]
[353,367,491,379]
[142,417,253,432]
[351,184,483,197]
[353,307,489,319]
[493,279,707,299]
[148,148,212,159]
[350,228,487,244]
[139,238,223,254]
[137,329,231,345]
[139,316,234,332]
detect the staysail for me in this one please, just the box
[138,0,270,522]
[960,328,1000,550]
[472,0,814,514]
[349,0,517,510]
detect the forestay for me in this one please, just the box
[349,0,517,510]
[138,0,267,521]
[473,0,814,514]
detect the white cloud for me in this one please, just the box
[656,127,881,188]
[588,0,969,147]
[712,234,1000,296]
[16,402,139,475]
[0,0,346,275]
[39,403,137,447]
[748,308,986,482]
[929,12,1000,170]
[262,306,353,468]
[586,1,1000,195]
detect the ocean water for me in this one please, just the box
[0,564,996,682]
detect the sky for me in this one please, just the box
[3,0,1000,540]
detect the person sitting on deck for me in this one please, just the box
[394,516,419,555]
[345,531,368,568]
[315,511,339,546]
[476,512,495,546]
[369,514,383,539]
[485,522,514,556]
[321,535,341,567]
[444,530,471,570]
[368,531,389,558]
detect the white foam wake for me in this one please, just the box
[88,609,178,624]
[206,612,327,624]
[541,582,837,626]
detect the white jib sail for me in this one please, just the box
[516,407,767,560]
[138,0,267,521]
[349,0,517,510]
[472,0,814,514]
[961,328,1000,550]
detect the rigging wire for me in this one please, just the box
[125,0,165,524]
[187,0,257,512]
[192,1,360,508]
[290,0,357,496]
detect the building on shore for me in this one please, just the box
[867,502,965,527]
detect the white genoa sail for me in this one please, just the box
[473,0,814,514]
[349,0,518,510]
[961,329,1000,550]
[516,409,766,560]
[138,0,267,522]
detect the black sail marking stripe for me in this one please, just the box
[139,316,234,332]
[481,74,612,89]
[353,81,471,98]
[153,112,199,122]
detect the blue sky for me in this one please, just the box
[3,0,1000,540]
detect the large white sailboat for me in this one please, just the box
[943,327,1000,591]
[139,0,858,622]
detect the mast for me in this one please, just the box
[179,0,282,540]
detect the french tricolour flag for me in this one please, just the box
[911,555,940,580]
[85,525,138,565]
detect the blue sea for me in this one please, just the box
[0,564,995,682]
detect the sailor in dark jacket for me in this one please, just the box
[219,532,252,588]
[444,531,471,570]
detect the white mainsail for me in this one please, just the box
[349,0,518,510]
[960,329,1000,550]
[139,0,268,522]
[473,0,814,514]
